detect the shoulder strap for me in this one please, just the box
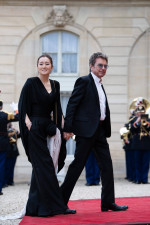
[53,80,57,125]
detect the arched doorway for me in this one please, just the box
[128,28,150,104]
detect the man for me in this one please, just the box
[61,52,128,212]
[0,100,18,195]
[4,123,20,187]
[130,98,150,184]
[120,111,136,182]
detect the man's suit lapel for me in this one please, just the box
[89,74,100,109]
[101,84,110,115]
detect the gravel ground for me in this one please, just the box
[0,178,150,225]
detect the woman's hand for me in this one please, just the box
[25,114,32,131]
[26,121,32,131]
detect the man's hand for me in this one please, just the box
[133,116,141,128]
[135,116,141,123]
[63,132,74,140]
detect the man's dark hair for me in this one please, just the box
[37,53,53,67]
[89,52,108,66]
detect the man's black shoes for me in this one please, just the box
[64,208,76,214]
[101,203,128,212]
[64,203,128,213]
[0,192,3,195]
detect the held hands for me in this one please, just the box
[63,132,74,140]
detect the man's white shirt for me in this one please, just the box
[91,72,106,121]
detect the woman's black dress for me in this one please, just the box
[18,77,67,217]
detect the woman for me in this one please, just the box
[18,53,75,217]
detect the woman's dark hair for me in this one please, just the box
[37,53,53,67]
[89,52,108,66]
[0,100,3,107]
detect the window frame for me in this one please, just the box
[41,30,79,76]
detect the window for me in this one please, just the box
[42,31,79,75]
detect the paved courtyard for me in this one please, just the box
[0,178,150,225]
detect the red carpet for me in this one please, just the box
[19,197,150,225]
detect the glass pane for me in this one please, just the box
[62,53,77,73]
[62,32,78,53]
[42,32,58,53]
[50,53,57,73]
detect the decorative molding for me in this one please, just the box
[47,5,74,27]
[1,1,150,7]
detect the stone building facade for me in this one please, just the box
[0,0,150,181]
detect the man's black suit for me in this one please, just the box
[61,73,115,208]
